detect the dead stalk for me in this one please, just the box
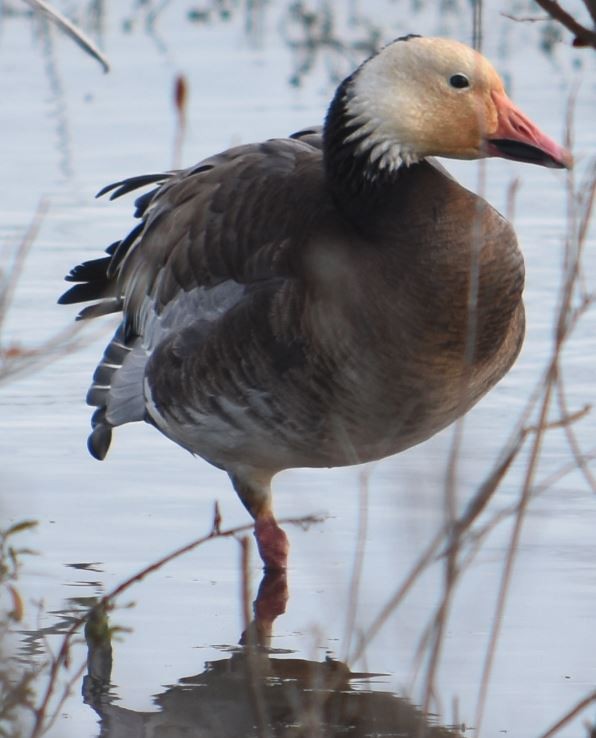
[240,536,252,633]
[172,74,188,169]
[474,141,595,737]
[349,526,445,666]
[342,468,370,661]
[0,198,101,385]
[0,199,49,336]
[532,0,596,47]
[537,689,596,738]
[239,534,270,738]
[21,0,110,71]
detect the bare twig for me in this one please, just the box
[473,112,594,735]
[0,199,96,384]
[349,527,445,665]
[501,12,551,22]
[102,514,319,606]
[342,469,370,661]
[172,74,188,169]
[532,0,596,48]
[0,198,49,336]
[474,358,558,733]
[556,373,596,492]
[505,178,521,223]
[240,536,252,634]
[0,320,91,385]
[537,689,596,738]
[21,0,110,72]
[348,391,584,671]
[585,0,596,24]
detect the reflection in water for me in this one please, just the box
[14,0,568,117]
[38,16,73,180]
[18,593,99,661]
[281,2,381,87]
[25,0,565,95]
[81,571,464,738]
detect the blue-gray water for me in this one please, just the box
[1,2,595,737]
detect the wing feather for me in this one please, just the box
[99,135,325,336]
[59,129,327,457]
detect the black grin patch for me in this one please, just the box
[489,138,566,169]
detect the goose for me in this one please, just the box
[60,36,571,571]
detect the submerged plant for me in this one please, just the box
[0,521,38,738]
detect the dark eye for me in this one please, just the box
[449,73,470,89]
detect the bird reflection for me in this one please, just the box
[82,570,462,738]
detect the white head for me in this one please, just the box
[338,36,571,172]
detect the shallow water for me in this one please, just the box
[1,2,595,737]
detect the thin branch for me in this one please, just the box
[473,108,590,733]
[349,527,445,666]
[21,0,110,72]
[585,0,596,25]
[532,0,596,48]
[342,469,370,661]
[555,373,596,492]
[0,198,49,337]
[501,12,551,22]
[474,356,557,734]
[0,320,92,385]
[103,513,320,606]
[172,74,188,170]
[537,689,596,738]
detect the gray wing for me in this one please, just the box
[59,128,326,458]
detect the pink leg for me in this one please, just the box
[229,469,289,571]
[254,514,289,571]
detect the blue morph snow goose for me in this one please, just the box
[60,36,571,570]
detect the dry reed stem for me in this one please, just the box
[172,74,188,170]
[474,314,550,729]
[537,689,596,738]
[555,371,596,492]
[532,0,596,47]
[422,412,595,679]
[342,468,370,661]
[0,198,97,385]
[239,533,270,738]
[501,12,552,23]
[0,320,92,385]
[473,142,595,737]
[240,535,252,633]
[0,199,49,336]
[21,0,110,71]
[349,526,445,666]
[350,402,541,674]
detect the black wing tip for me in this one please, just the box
[57,288,76,305]
[96,173,172,201]
[290,127,321,140]
[88,423,112,460]
[58,282,99,305]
